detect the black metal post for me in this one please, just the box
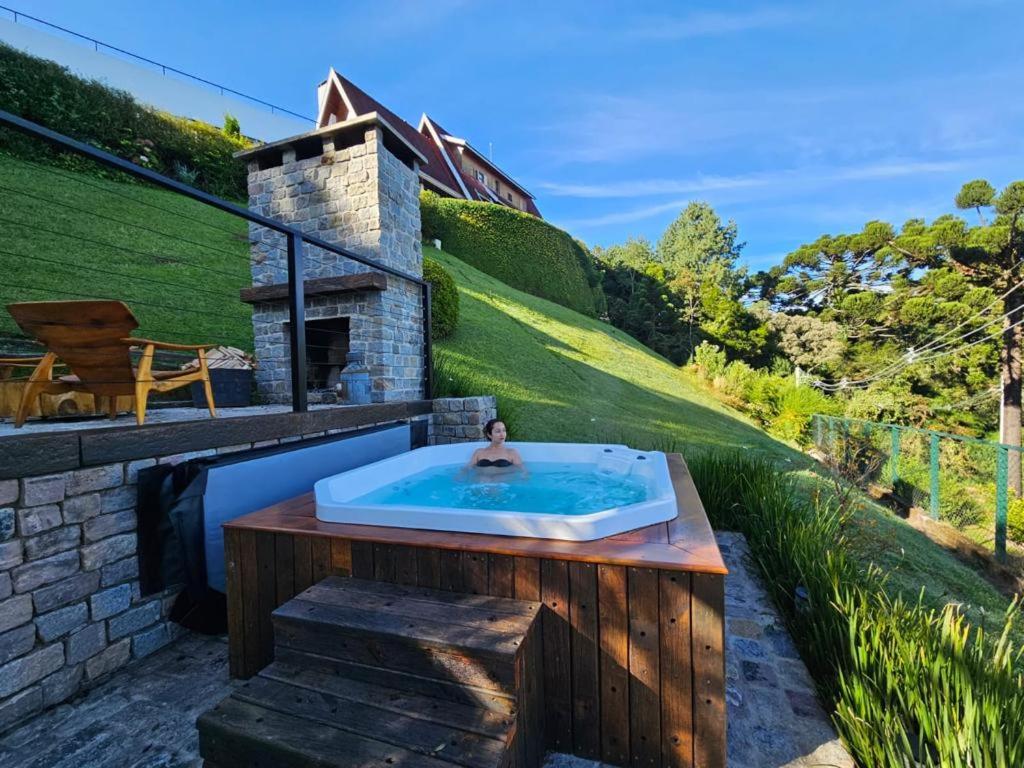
[422,282,433,400]
[287,233,308,412]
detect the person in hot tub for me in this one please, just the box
[465,418,525,475]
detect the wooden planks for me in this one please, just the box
[540,559,572,752]
[569,562,600,760]
[220,454,728,766]
[660,571,693,768]
[691,574,725,768]
[223,533,727,767]
[598,564,630,766]
[628,567,661,768]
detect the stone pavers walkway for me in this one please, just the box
[0,532,852,767]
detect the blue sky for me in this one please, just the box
[18,0,1024,271]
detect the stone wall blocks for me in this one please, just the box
[80,534,136,572]
[0,643,64,698]
[84,638,129,682]
[83,511,136,544]
[89,584,132,621]
[107,600,161,641]
[99,557,138,589]
[24,526,81,561]
[124,459,156,485]
[67,466,123,496]
[62,493,101,524]
[0,594,32,633]
[32,571,100,614]
[15,505,61,538]
[0,685,42,733]
[0,540,23,571]
[40,663,82,708]
[0,623,37,666]
[21,475,65,507]
[0,508,12,541]
[11,551,78,593]
[0,480,17,506]
[65,622,107,665]
[35,602,88,643]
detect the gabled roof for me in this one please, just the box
[316,69,466,199]
[316,69,540,216]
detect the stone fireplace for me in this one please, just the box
[237,115,426,404]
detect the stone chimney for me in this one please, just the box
[237,115,426,404]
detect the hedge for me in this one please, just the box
[0,42,250,200]
[420,191,603,317]
[423,254,459,339]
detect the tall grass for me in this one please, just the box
[688,449,1024,766]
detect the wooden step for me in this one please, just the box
[198,575,545,768]
[272,577,540,695]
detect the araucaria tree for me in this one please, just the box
[895,180,1024,492]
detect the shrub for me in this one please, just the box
[719,360,757,400]
[769,382,835,444]
[690,341,727,381]
[688,449,1024,767]
[422,255,459,339]
[1008,497,1024,542]
[0,43,250,199]
[419,191,602,316]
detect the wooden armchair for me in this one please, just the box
[7,300,217,427]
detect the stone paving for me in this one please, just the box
[0,532,852,767]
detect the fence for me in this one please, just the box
[0,5,312,123]
[0,108,432,418]
[812,414,1022,563]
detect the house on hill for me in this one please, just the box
[315,68,541,217]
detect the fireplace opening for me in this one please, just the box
[305,317,350,390]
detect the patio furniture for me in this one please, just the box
[6,300,218,427]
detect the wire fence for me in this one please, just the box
[812,413,1021,563]
[0,108,431,425]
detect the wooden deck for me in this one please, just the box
[223,453,727,768]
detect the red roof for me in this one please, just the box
[329,74,465,197]
[323,71,540,217]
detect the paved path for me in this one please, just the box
[0,532,852,767]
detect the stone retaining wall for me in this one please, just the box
[0,415,428,734]
[428,396,498,444]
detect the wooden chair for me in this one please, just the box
[7,300,217,427]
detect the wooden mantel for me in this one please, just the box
[239,272,387,304]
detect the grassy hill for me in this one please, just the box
[0,154,252,351]
[429,245,1019,639]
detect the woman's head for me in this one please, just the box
[484,418,507,444]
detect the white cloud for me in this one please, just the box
[540,158,971,201]
[625,7,810,40]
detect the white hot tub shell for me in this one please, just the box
[314,442,678,541]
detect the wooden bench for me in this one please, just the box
[197,577,544,767]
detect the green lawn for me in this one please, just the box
[0,153,253,353]
[431,245,1019,639]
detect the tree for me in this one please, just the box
[657,202,745,350]
[222,113,241,139]
[894,180,1024,492]
[770,221,909,311]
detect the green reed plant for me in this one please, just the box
[687,449,1024,766]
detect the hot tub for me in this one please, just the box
[314,442,677,541]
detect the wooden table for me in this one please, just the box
[224,453,727,768]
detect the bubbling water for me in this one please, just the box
[352,462,650,515]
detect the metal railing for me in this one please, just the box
[0,5,313,123]
[0,108,432,412]
[812,414,1022,562]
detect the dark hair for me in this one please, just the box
[484,418,504,438]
